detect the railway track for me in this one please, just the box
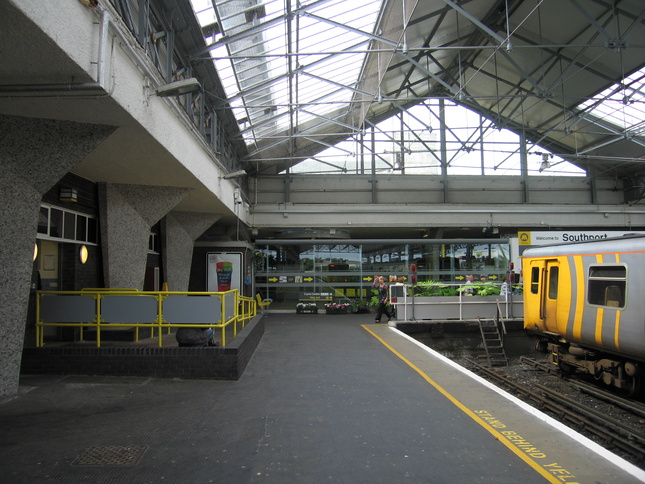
[519,356,645,419]
[464,356,645,466]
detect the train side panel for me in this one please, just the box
[523,237,645,363]
[613,250,645,359]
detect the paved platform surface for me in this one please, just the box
[1,313,644,483]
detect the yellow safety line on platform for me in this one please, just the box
[361,324,561,484]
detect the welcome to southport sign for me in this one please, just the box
[518,230,645,246]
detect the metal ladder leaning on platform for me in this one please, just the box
[477,301,509,367]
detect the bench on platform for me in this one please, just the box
[256,293,272,313]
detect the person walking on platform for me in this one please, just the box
[372,275,393,323]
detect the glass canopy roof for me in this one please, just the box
[187,1,645,178]
[578,66,645,138]
[190,0,382,152]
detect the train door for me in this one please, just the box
[541,259,560,332]
[38,240,59,291]
[528,258,560,332]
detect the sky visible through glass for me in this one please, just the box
[187,0,642,178]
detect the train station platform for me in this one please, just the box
[2,313,644,483]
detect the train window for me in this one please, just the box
[548,267,559,299]
[587,265,626,308]
[530,267,540,294]
[589,266,625,278]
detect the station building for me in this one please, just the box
[1,0,645,397]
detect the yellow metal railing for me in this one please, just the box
[35,288,258,348]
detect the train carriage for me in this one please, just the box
[522,234,645,395]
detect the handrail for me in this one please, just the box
[36,289,258,348]
[495,300,508,337]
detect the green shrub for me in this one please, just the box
[415,280,501,296]
[457,282,501,296]
[414,281,459,297]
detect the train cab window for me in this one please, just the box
[548,267,559,299]
[587,265,626,308]
[530,267,540,294]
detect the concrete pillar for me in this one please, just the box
[163,212,221,291]
[98,183,191,289]
[0,114,115,398]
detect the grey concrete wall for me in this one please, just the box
[0,115,115,398]
[250,174,645,233]
[0,174,42,398]
[98,183,191,290]
[253,175,624,205]
[163,212,220,291]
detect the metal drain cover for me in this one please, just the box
[72,445,147,467]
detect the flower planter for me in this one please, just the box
[296,309,318,314]
[393,295,523,320]
[325,308,349,314]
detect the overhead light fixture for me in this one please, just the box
[59,187,78,202]
[156,78,201,97]
[234,187,243,205]
[538,153,553,172]
[220,169,247,180]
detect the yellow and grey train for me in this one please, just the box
[522,234,645,395]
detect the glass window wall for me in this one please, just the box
[254,241,511,306]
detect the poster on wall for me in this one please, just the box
[207,252,242,292]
